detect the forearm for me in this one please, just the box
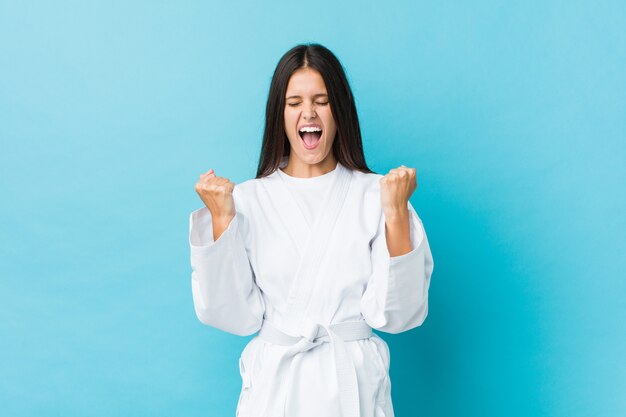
[189,209,265,336]
[362,202,433,333]
[212,214,234,241]
[384,207,412,257]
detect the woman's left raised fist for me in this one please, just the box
[380,165,417,213]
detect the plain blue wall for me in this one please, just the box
[1,1,624,416]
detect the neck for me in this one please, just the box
[283,154,338,178]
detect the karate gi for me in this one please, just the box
[189,156,434,417]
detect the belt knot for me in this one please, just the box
[258,318,373,417]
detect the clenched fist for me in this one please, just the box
[195,169,236,240]
[380,165,417,215]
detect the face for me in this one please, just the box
[284,67,338,169]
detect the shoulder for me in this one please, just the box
[346,169,386,216]
[350,169,384,194]
[231,177,263,213]
[232,177,258,197]
[232,174,282,210]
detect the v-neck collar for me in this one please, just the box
[259,158,350,260]
[259,157,354,324]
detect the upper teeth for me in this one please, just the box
[299,126,322,133]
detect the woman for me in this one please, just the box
[190,43,434,417]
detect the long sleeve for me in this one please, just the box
[360,200,434,334]
[189,205,265,336]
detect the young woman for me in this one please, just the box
[190,43,434,417]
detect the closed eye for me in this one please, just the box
[287,102,329,107]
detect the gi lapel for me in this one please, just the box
[290,162,352,322]
[259,160,353,323]
[290,161,351,319]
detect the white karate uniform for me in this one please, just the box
[189,156,434,417]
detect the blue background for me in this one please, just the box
[1,1,624,416]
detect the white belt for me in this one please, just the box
[258,319,373,417]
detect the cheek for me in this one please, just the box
[323,112,337,132]
[283,113,295,133]
[325,120,337,141]
[326,128,337,145]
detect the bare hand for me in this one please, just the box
[380,165,417,214]
[195,169,236,222]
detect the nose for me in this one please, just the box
[302,103,317,120]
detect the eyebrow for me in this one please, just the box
[285,93,329,100]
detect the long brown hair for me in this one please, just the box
[255,43,375,178]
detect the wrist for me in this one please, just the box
[383,205,409,221]
[212,213,234,227]
[211,214,235,241]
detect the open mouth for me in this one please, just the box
[298,126,323,149]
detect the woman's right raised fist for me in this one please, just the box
[195,169,236,223]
